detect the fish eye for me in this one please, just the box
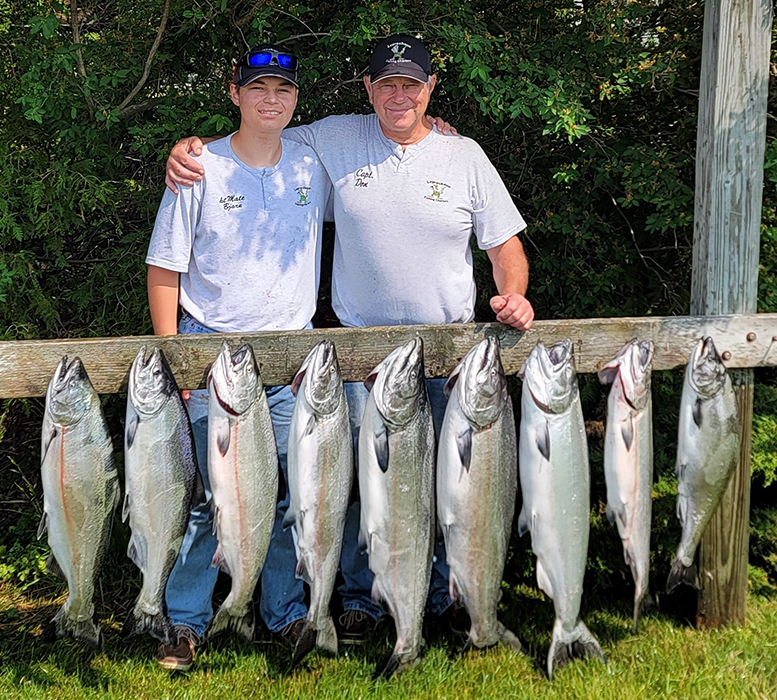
[68,380,76,389]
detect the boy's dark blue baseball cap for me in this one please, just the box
[368,34,432,83]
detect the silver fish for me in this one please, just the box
[286,341,353,667]
[358,338,435,679]
[207,341,278,640]
[666,336,740,592]
[38,356,119,649]
[122,346,200,644]
[599,339,654,633]
[437,337,524,653]
[518,340,605,678]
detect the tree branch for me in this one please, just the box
[117,0,171,114]
[70,0,95,119]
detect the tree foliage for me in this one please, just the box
[1,0,776,601]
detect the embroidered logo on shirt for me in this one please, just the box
[295,186,312,206]
[354,168,374,188]
[425,181,450,203]
[219,194,245,211]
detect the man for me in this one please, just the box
[147,45,332,671]
[165,33,533,643]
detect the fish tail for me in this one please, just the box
[374,642,425,681]
[548,619,606,679]
[290,621,317,670]
[316,614,338,656]
[666,558,699,593]
[121,606,174,645]
[497,622,527,655]
[41,610,103,650]
[208,604,254,642]
[632,589,655,634]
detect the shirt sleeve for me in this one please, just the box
[145,184,201,273]
[469,145,527,250]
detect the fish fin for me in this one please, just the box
[675,461,686,483]
[121,606,174,645]
[607,502,628,531]
[303,413,317,438]
[597,361,620,386]
[290,367,307,397]
[209,604,254,641]
[374,421,389,473]
[605,504,615,525]
[37,511,48,540]
[127,533,147,573]
[516,507,530,537]
[632,590,653,634]
[456,427,473,475]
[121,492,131,523]
[215,416,231,456]
[692,397,703,429]
[536,558,554,599]
[212,505,220,537]
[295,554,311,584]
[448,569,464,603]
[211,545,230,575]
[192,467,206,508]
[282,508,296,531]
[497,622,527,654]
[548,619,606,679]
[316,615,338,656]
[358,526,368,555]
[536,420,551,461]
[666,558,699,593]
[676,494,688,526]
[621,415,635,451]
[291,620,317,670]
[45,552,65,579]
[443,366,461,398]
[41,428,58,464]
[125,411,139,450]
[375,646,425,680]
[364,369,379,392]
[42,610,103,650]
[367,532,390,577]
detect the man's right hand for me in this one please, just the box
[165,136,206,194]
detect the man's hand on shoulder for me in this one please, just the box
[165,136,207,194]
[426,115,458,136]
[490,293,534,330]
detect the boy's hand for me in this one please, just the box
[165,137,206,194]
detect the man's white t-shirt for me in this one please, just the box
[147,134,332,332]
[285,114,526,327]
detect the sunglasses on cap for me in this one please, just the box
[242,48,298,71]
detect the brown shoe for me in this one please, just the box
[336,609,377,645]
[444,601,471,636]
[280,618,306,647]
[156,626,199,672]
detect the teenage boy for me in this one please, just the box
[146,45,332,671]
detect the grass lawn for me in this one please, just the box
[1,582,776,700]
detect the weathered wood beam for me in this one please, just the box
[1,313,776,398]
[691,0,773,627]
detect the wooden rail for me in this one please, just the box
[1,313,776,398]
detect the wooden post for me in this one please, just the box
[691,0,772,627]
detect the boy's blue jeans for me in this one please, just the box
[338,378,454,619]
[164,314,306,636]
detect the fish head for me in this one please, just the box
[208,342,262,415]
[450,336,508,428]
[368,337,426,427]
[46,356,96,425]
[519,339,577,414]
[688,336,727,399]
[292,341,343,415]
[598,339,653,410]
[128,346,177,416]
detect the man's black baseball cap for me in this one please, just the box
[234,44,299,87]
[368,34,432,83]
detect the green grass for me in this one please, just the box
[2,584,776,700]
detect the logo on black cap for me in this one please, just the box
[388,42,411,62]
